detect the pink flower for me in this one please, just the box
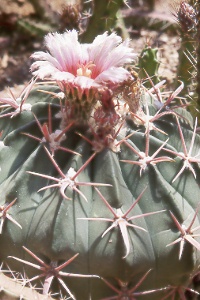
[31,30,136,95]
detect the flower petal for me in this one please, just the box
[31,61,59,79]
[73,76,101,89]
[31,51,63,70]
[101,40,136,70]
[95,67,131,84]
[54,71,75,82]
[89,32,135,77]
[89,32,122,77]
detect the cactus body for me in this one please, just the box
[0,86,200,299]
[138,45,160,88]
[0,31,200,300]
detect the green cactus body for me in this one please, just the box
[0,85,200,300]
[80,0,124,43]
[138,45,160,88]
[0,30,200,300]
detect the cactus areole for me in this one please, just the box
[0,30,200,300]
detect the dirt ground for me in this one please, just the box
[0,0,181,96]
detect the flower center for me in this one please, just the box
[76,61,95,78]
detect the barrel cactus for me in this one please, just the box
[0,30,200,300]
